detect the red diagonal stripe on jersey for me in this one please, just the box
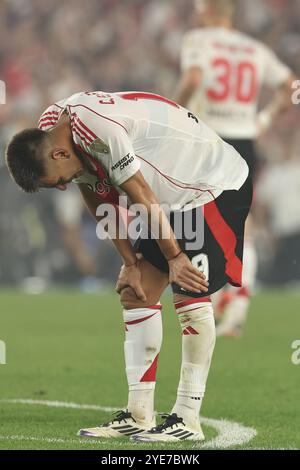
[73,126,92,146]
[118,92,180,109]
[125,310,160,326]
[71,114,94,142]
[183,328,190,335]
[38,118,58,127]
[72,121,94,146]
[38,114,59,123]
[140,354,159,382]
[147,305,162,311]
[74,145,120,205]
[79,147,102,171]
[39,111,60,119]
[38,112,60,124]
[75,115,98,140]
[204,200,243,287]
[39,121,57,129]
[68,104,129,134]
[175,297,211,309]
[71,113,95,142]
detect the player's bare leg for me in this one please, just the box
[134,291,215,442]
[171,293,215,429]
[120,259,168,427]
[79,258,168,438]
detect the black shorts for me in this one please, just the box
[134,176,253,298]
[223,138,258,180]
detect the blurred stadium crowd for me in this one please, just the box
[0,0,300,289]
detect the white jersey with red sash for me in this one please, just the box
[38,91,248,212]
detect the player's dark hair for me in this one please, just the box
[5,128,49,193]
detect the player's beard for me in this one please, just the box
[71,141,94,173]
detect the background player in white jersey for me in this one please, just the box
[176,0,296,337]
[5,90,251,442]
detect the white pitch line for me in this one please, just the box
[0,399,119,413]
[0,399,257,449]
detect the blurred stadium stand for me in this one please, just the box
[0,0,299,288]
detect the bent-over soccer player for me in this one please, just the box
[5,91,252,442]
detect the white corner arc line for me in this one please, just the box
[0,399,257,449]
[199,417,257,449]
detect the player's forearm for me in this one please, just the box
[95,203,138,266]
[154,211,182,260]
[113,198,180,264]
[143,198,181,259]
[112,237,138,266]
[121,176,181,260]
[95,207,138,265]
[146,197,181,260]
[78,184,138,265]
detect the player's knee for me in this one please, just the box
[174,297,215,328]
[120,287,143,310]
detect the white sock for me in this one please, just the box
[216,292,250,336]
[216,240,257,336]
[123,305,162,425]
[127,389,155,427]
[243,239,257,291]
[172,298,216,430]
[172,395,203,429]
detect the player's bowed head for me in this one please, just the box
[5,123,84,192]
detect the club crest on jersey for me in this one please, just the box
[95,178,111,195]
[76,172,111,196]
[90,138,110,155]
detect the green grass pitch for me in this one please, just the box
[0,289,299,450]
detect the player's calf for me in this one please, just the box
[133,296,215,442]
[115,259,169,430]
[171,296,216,431]
[123,303,162,424]
[79,298,162,438]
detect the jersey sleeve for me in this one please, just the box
[181,30,207,71]
[38,103,64,130]
[71,105,140,186]
[261,46,291,88]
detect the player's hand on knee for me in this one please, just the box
[115,263,147,302]
[168,252,209,293]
